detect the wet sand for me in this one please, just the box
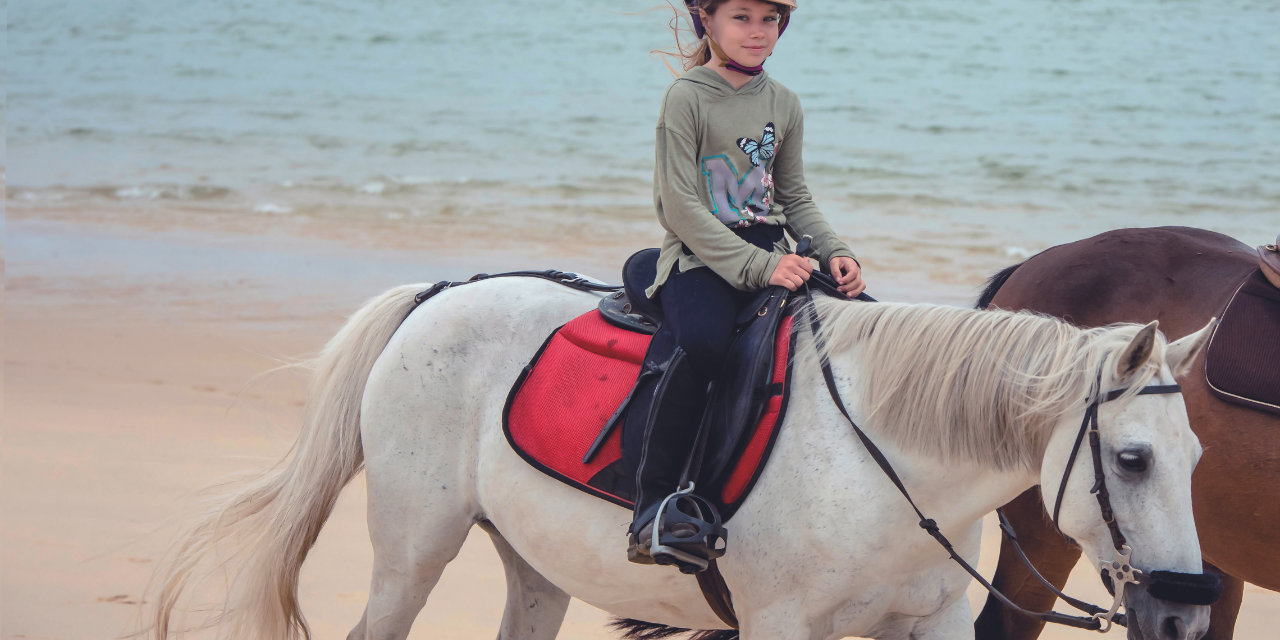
[4,211,1277,639]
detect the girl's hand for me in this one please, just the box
[830,257,866,298]
[768,254,814,291]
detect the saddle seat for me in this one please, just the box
[1204,239,1280,416]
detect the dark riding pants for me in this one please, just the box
[622,224,783,529]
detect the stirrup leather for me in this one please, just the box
[650,483,728,574]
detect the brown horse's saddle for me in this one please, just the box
[1204,235,1280,416]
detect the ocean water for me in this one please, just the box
[8,0,1279,267]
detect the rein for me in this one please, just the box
[799,285,1123,632]
[799,285,1219,632]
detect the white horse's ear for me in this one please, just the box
[1117,320,1160,379]
[1166,318,1216,378]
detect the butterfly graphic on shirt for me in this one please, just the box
[736,122,777,167]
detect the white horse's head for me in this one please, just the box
[1042,320,1215,640]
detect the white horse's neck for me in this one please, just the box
[713,344,1047,633]
[765,344,1043,544]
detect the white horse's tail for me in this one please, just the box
[147,284,428,640]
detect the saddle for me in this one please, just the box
[504,248,801,518]
[1204,235,1280,416]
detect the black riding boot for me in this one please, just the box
[622,347,727,573]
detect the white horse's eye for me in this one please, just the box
[1117,450,1148,473]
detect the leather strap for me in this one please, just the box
[996,508,1112,619]
[706,36,764,76]
[412,269,620,308]
[1052,403,1095,531]
[696,559,740,629]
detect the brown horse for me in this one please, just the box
[971,226,1279,640]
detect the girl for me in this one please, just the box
[623,0,866,571]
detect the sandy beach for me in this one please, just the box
[5,206,1278,640]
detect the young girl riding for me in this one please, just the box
[623,0,866,571]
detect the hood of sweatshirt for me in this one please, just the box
[676,66,772,98]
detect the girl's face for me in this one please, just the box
[700,0,781,69]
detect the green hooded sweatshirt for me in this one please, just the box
[647,66,855,297]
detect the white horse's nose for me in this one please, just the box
[1160,614,1187,639]
[1126,585,1211,640]
[1147,605,1210,640]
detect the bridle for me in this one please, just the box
[1046,380,1179,629]
[800,284,1223,632]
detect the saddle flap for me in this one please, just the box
[1205,269,1280,415]
[701,288,794,485]
[1259,237,1280,288]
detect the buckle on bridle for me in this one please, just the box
[1094,545,1143,632]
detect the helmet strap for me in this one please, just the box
[706,36,765,77]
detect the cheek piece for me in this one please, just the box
[686,1,789,77]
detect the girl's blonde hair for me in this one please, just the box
[652,0,793,76]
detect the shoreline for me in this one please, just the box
[6,199,1011,310]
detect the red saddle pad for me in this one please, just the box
[503,309,793,513]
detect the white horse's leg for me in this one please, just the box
[479,521,571,640]
[348,458,475,640]
[350,322,484,640]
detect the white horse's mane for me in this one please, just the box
[805,297,1168,471]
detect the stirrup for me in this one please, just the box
[649,483,728,574]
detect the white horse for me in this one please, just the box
[148,277,1216,640]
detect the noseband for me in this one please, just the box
[802,285,1222,632]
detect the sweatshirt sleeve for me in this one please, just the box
[654,90,781,291]
[771,103,856,270]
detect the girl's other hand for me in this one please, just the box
[768,253,814,291]
[830,257,866,298]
